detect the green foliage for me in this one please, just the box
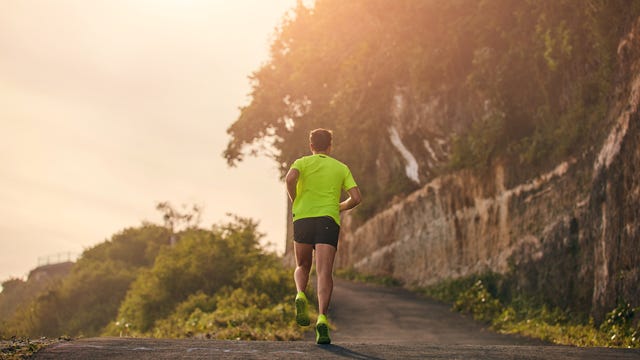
[155,202,202,233]
[82,224,170,268]
[0,279,40,332]
[106,217,302,340]
[3,263,135,338]
[421,273,503,304]
[1,224,171,338]
[491,301,640,348]
[225,0,430,217]
[599,303,640,348]
[225,0,640,217]
[421,274,640,348]
[3,216,301,341]
[448,0,638,171]
[449,111,505,170]
[56,261,138,336]
[113,220,262,333]
[148,287,301,341]
[452,280,502,323]
[202,288,299,341]
[0,279,28,323]
[0,264,74,336]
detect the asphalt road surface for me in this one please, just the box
[33,279,640,359]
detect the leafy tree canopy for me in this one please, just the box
[110,216,300,339]
[225,0,640,218]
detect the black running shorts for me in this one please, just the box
[293,216,340,248]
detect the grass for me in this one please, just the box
[421,277,640,348]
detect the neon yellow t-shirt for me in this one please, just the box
[290,154,357,225]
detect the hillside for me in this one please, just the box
[0,262,73,323]
[224,0,640,326]
[0,217,299,340]
[334,14,640,324]
[225,0,640,221]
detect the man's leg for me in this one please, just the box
[294,242,314,292]
[314,243,337,315]
[294,242,314,326]
[314,243,336,344]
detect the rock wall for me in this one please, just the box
[584,18,640,318]
[335,17,640,321]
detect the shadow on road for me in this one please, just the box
[317,344,383,360]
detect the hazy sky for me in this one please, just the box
[0,0,298,282]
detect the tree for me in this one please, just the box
[114,217,264,333]
[155,202,202,237]
[2,224,171,337]
[224,0,640,217]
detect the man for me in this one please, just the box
[285,128,361,344]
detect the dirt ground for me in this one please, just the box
[31,279,640,359]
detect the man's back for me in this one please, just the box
[291,153,355,225]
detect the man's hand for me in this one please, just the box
[340,187,361,212]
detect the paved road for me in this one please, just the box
[326,279,540,345]
[31,338,640,359]
[33,279,640,359]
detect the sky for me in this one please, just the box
[0,0,299,282]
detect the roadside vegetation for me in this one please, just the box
[420,273,640,348]
[337,268,639,348]
[0,205,302,342]
[104,216,301,340]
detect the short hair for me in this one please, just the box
[309,128,332,151]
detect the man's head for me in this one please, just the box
[309,128,332,152]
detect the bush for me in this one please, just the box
[106,217,303,340]
[422,274,640,348]
[600,303,640,348]
[452,280,503,323]
[1,224,170,338]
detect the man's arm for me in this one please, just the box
[285,168,299,202]
[340,186,361,212]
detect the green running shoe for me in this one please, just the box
[295,292,310,326]
[315,314,331,345]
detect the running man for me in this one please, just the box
[285,128,362,344]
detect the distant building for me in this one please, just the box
[27,262,74,283]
